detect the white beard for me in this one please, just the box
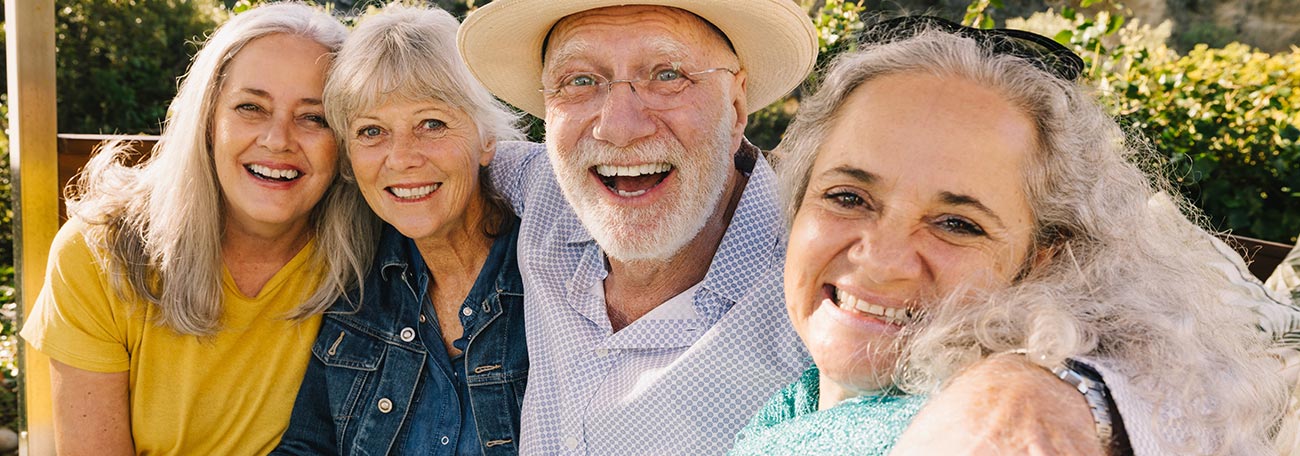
[547,120,736,262]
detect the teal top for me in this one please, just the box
[729,364,928,455]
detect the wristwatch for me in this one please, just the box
[1049,358,1131,455]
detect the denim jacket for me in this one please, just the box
[275,223,527,455]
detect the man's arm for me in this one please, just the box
[890,354,1106,456]
[487,140,547,213]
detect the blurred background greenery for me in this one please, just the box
[0,0,1295,437]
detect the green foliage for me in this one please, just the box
[55,0,225,134]
[746,0,866,150]
[1116,44,1300,243]
[0,102,14,435]
[1015,7,1300,243]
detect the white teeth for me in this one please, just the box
[835,287,914,325]
[595,163,672,177]
[248,164,300,180]
[615,189,649,197]
[389,184,439,200]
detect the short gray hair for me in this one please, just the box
[325,3,523,155]
[324,3,524,238]
[775,29,1285,454]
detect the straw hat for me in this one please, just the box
[456,0,818,117]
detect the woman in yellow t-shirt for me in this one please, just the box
[20,3,374,455]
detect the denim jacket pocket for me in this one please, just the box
[312,324,384,371]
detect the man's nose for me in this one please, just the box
[591,82,656,148]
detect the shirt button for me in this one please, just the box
[594,348,609,357]
[462,307,473,316]
[377,398,392,413]
[399,327,415,342]
[563,436,579,449]
[440,436,450,445]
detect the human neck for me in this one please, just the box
[603,170,748,332]
[414,211,494,359]
[415,223,493,309]
[818,373,895,411]
[221,218,313,298]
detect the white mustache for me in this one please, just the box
[572,136,688,170]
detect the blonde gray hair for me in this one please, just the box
[776,29,1285,454]
[66,2,366,336]
[324,2,524,237]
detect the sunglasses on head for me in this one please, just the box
[858,15,1085,81]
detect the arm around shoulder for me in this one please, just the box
[486,140,547,213]
[891,354,1107,456]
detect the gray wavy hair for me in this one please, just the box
[67,2,368,336]
[324,2,524,238]
[775,29,1286,454]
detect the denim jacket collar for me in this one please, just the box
[325,222,523,347]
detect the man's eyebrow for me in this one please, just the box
[644,37,689,62]
[544,37,691,76]
[544,40,591,75]
[940,191,1004,226]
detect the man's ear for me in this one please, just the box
[730,68,749,149]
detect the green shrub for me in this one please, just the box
[1014,8,1300,243]
[54,0,225,134]
[1118,44,1300,243]
[747,0,866,150]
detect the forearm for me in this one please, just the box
[50,359,134,456]
[891,354,1105,456]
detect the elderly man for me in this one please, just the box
[460,2,815,453]
[457,1,1181,454]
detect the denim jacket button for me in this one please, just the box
[419,314,427,323]
[440,436,450,445]
[462,307,474,317]
[377,398,393,413]
[400,327,416,342]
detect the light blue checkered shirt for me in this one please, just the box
[490,141,809,455]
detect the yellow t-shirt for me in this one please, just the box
[20,218,324,455]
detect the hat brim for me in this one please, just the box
[457,0,817,118]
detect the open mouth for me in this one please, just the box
[387,184,440,200]
[592,163,672,197]
[246,164,301,182]
[826,285,915,326]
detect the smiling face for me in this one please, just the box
[785,73,1039,403]
[211,33,337,238]
[541,5,748,262]
[346,98,492,243]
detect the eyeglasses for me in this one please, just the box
[858,16,1085,81]
[540,62,738,110]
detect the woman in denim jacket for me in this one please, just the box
[274,4,529,455]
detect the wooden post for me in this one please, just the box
[6,0,60,454]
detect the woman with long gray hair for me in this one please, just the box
[732,16,1288,455]
[20,3,371,454]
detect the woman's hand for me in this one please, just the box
[50,359,134,456]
